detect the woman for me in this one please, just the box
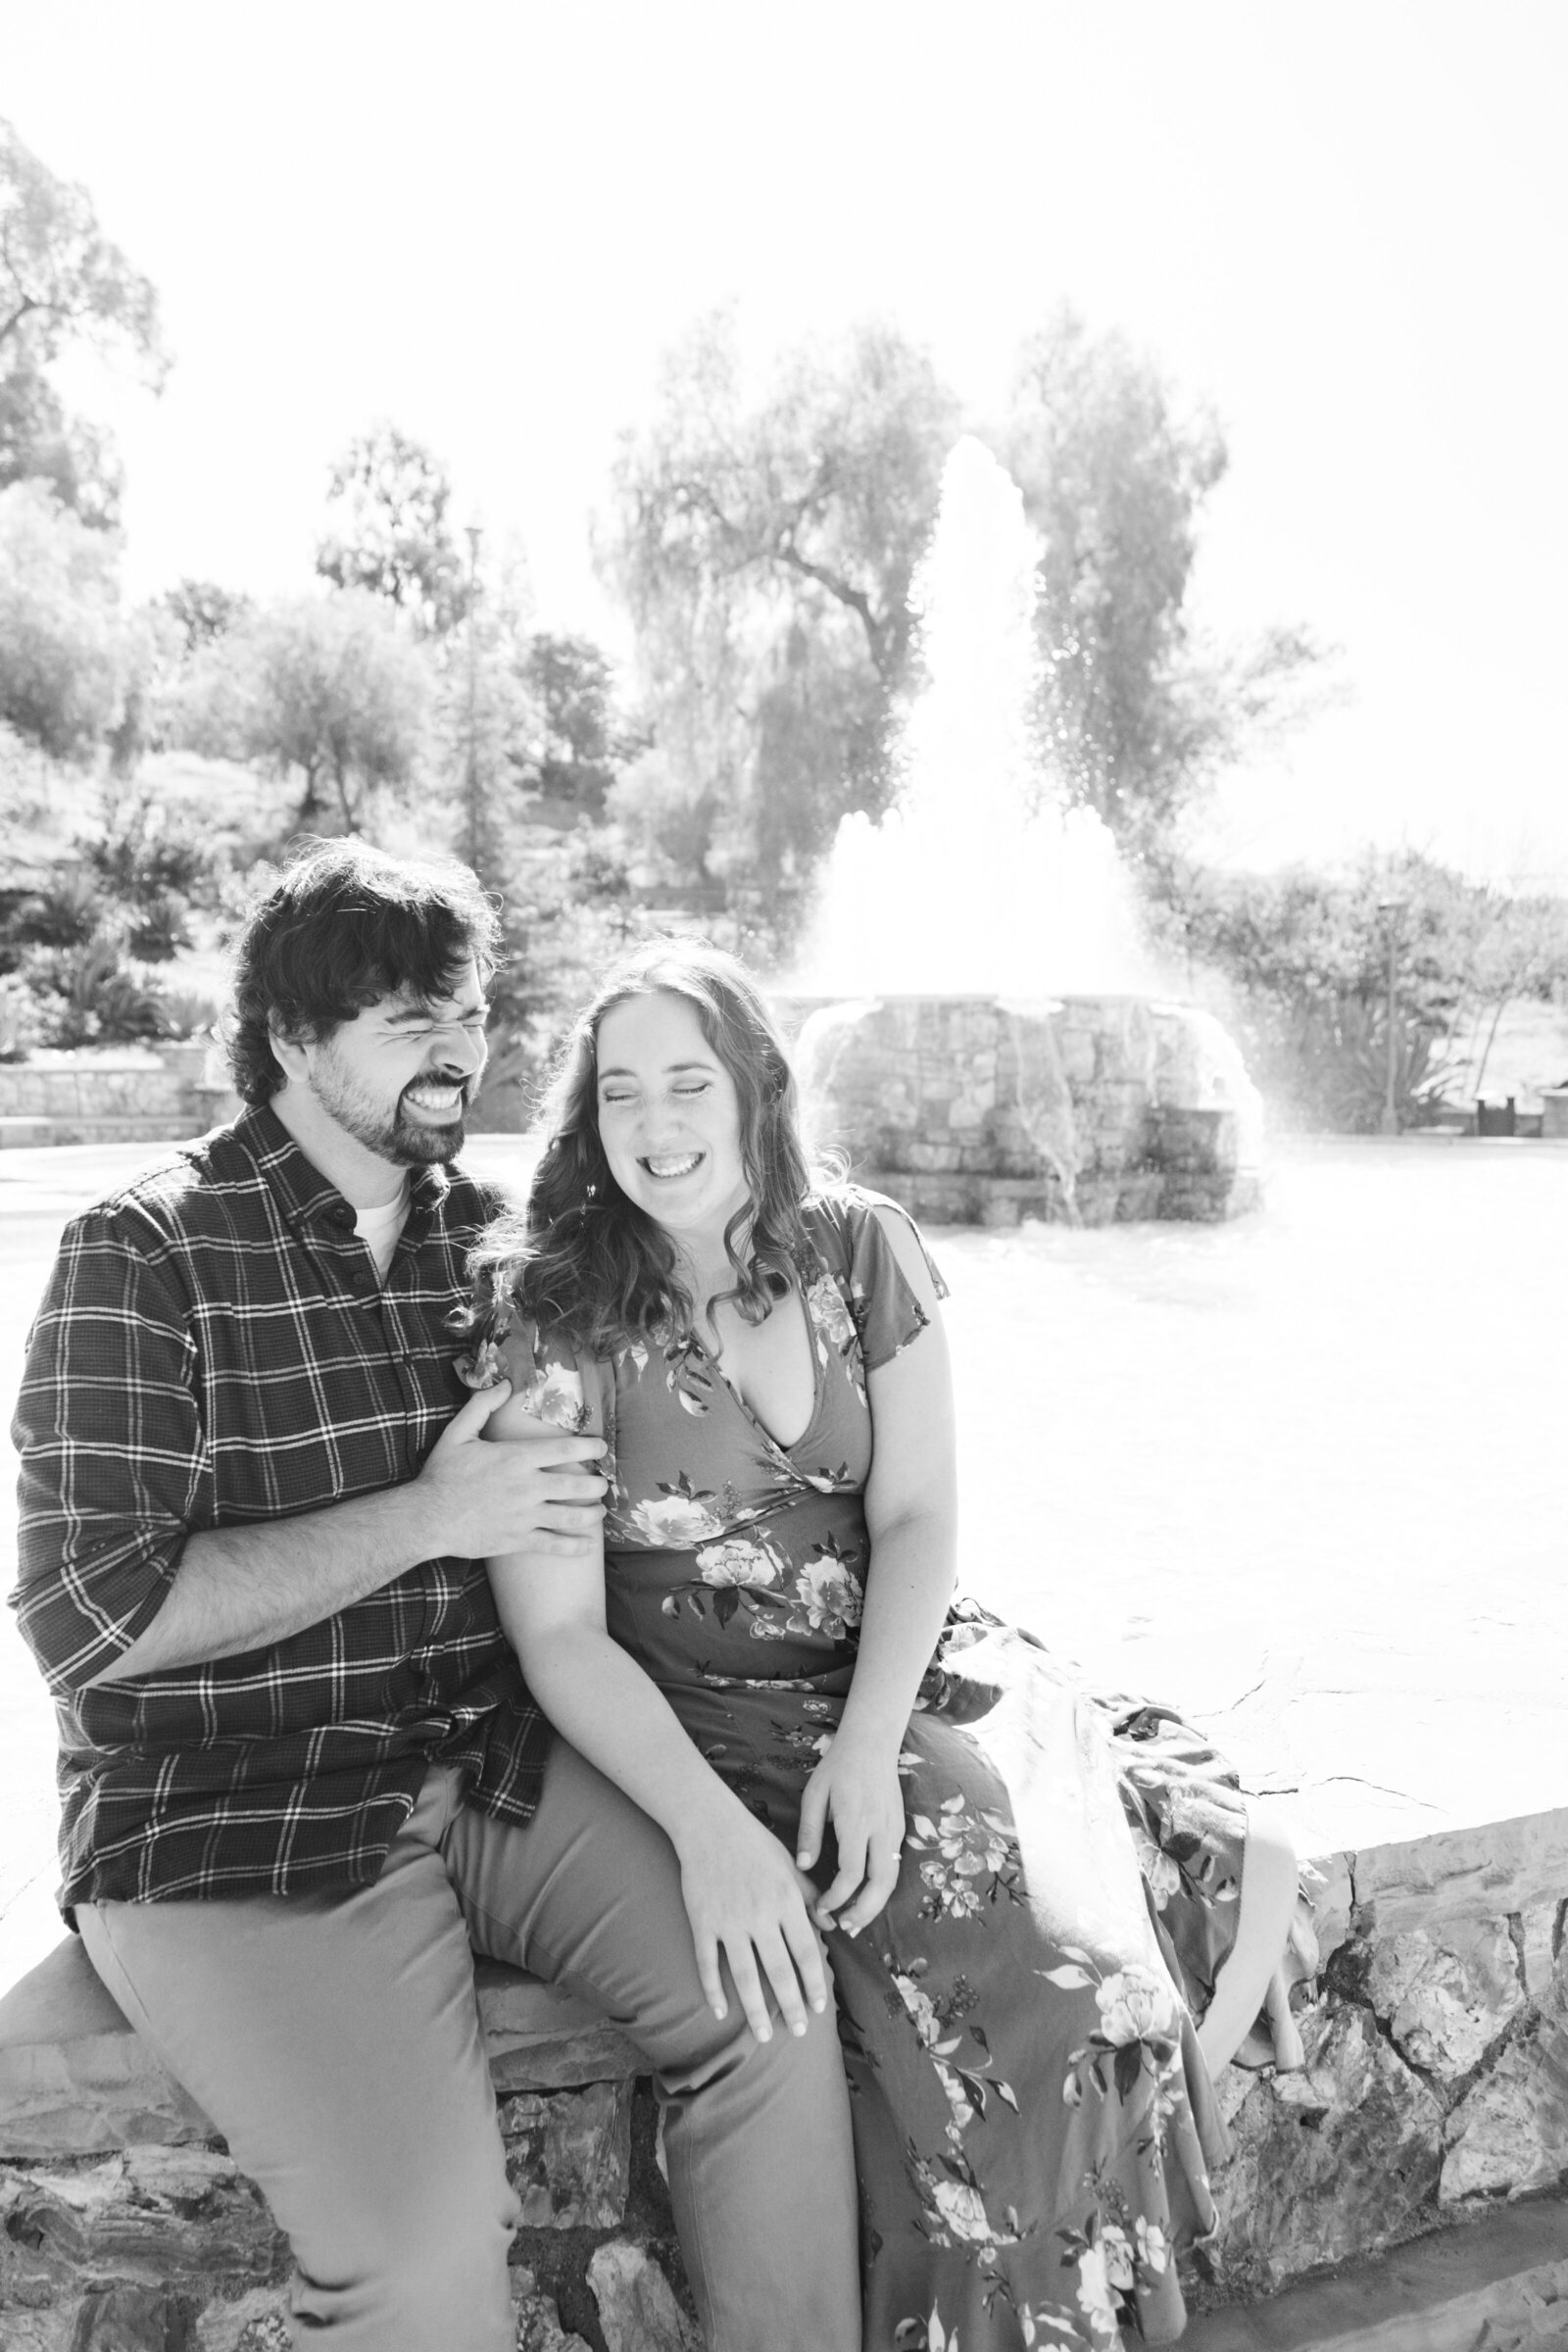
[461,940,1309,2352]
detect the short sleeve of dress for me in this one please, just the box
[810,1187,950,1374]
[457,1288,616,1458]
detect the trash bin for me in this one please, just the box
[1542,1088,1568,1141]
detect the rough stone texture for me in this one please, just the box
[4,1812,1567,2342]
[587,2239,700,2352]
[1366,1918,1527,2083]
[788,992,1260,1226]
[0,1939,214,2155]
[1209,2001,1446,2293]
[512,2263,594,2352]
[0,1050,237,1149]
[500,2081,632,2230]
[1442,2008,1568,2204]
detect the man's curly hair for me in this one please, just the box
[226,839,503,1105]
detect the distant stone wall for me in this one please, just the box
[2,1814,1564,2346]
[0,1048,239,1149]
[783,993,1261,1227]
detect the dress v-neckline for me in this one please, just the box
[692,1287,821,1459]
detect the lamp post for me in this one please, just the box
[464,523,482,874]
[1376,898,1406,1135]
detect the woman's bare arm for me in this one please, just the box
[481,1391,828,2043]
[795,1206,959,1934]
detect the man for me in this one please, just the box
[11,841,858,2352]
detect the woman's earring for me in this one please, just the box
[585,1182,599,1200]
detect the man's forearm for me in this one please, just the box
[89,1483,446,1685]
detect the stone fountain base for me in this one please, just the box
[782,993,1262,1227]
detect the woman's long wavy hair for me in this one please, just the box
[469,939,831,1351]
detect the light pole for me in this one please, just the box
[1376,898,1406,1135]
[464,523,482,873]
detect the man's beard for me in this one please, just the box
[310,1052,473,1165]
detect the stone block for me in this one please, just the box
[587,2240,699,2352]
[476,1961,643,2091]
[195,2289,292,2350]
[1211,1999,1444,2288]
[499,2080,632,2229]
[512,2264,593,2352]
[0,2150,283,2291]
[66,2282,201,2349]
[1441,2009,1568,2203]
[0,1940,214,2155]
[1366,1917,1527,2083]
[1355,1811,1568,1938]
[1308,1849,1355,1971]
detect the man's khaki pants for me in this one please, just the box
[79,1743,860,2352]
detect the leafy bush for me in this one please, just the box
[1152,852,1568,1130]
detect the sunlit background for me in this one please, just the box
[4,0,1566,882]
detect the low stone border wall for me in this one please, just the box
[0,1050,239,1149]
[1,1810,1563,2348]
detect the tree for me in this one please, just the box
[1004,310,1326,865]
[604,317,960,889]
[0,480,124,759]
[163,578,253,657]
[517,633,633,814]
[0,119,166,528]
[1154,850,1568,1130]
[176,594,432,830]
[316,426,470,637]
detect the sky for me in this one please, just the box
[3,0,1566,887]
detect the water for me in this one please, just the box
[794,436,1156,998]
[3,1134,1563,1993]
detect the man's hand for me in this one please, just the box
[673,1800,830,2044]
[796,1726,907,1937]
[416,1383,607,1560]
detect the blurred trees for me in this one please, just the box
[0,482,125,758]
[1003,309,1327,867]
[175,593,431,829]
[604,311,1326,915]
[605,316,959,896]
[0,116,165,531]
[1155,852,1568,1129]
[316,426,471,637]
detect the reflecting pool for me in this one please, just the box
[2,1134,1563,1989]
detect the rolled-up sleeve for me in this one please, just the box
[10,1210,202,1695]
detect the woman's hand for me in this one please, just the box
[673,1800,830,2044]
[795,1726,907,1937]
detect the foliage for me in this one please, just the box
[163,577,254,657]
[0,780,220,1054]
[1004,309,1328,865]
[173,593,433,831]
[604,315,960,884]
[1153,851,1568,1130]
[316,425,471,637]
[0,117,165,530]
[0,480,125,758]
[516,633,637,814]
[0,361,123,527]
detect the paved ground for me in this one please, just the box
[3,1131,1566,1994]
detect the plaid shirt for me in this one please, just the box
[11,1104,551,1912]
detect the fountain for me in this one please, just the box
[782,438,1263,1225]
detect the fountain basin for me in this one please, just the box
[781,992,1262,1226]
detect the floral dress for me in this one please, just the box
[472,1189,1272,2352]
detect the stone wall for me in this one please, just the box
[783,993,1261,1227]
[0,1049,239,1149]
[2,1812,1564,2346]
[1198,1808,1568,2312]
